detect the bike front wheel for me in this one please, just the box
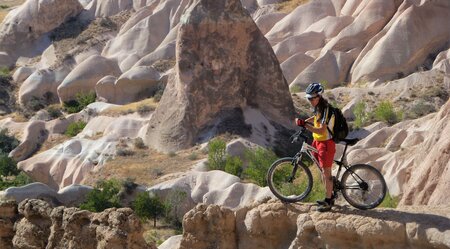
[341,164,387,209]
[266,157,313,203]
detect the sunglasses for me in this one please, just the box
[307,96,319,101]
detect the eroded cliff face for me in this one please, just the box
[179,200,450,249]
[0,199,153,249]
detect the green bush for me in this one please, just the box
[353,101,371,129]
[0,67,10,77]
[137,104,153,115]
[379,192,399,208]
[0,154,33,190]
[374,101,400,125]
[207,138,227,170]
[0,153,19,176]
[132,192,166,227]
[0,129,20,154]
[65,121,87,137]
[63,92,96,113]
[242,148,278,187]
[79,179,122,212]
[47,105,63,119]
[224,156,243,177]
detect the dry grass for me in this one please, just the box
[276,0,309,13]
[82,146,207,187]
[143,222,180,246]
[100,98,159,116]
[36,134,70,154]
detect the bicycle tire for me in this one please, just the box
[340,164,387,209]
[267,157,313,203]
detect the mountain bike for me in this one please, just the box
[266,127,387,209]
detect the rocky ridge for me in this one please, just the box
[179,200,450,249]
[0,199,152,249]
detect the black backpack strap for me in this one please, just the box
[325,105,334,136]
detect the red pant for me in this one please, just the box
[312,139,336,168]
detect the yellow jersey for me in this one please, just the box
[313,106,335,141]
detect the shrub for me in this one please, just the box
[133,137,146,149]
[137,104,153,115]
[65,121,87,137]
[188,152,198,160]
[63,91,96,113]
[79,179,122,212]
[242,148,278,187]
[374,101,400,125]
[116,148,135,157]
[207,138,227,170]
[0,153,19,176]
[153,82,167,102]
[353,101,370,129]
[0,154,33,190]
[224,156,243,177]
[132,192,166,227]
[408,100,435,119]
[0,129,19,154]
[379,192,399,208]
[0,67,10,77]
[47,105,63,119]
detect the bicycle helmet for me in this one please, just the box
[305,82,324,98]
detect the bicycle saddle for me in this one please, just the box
[342,138,359,146]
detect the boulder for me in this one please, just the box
[323,0,398,52]
[304,15,354,39]
[351,0,450,82]
[145,0,295,152]
[290,48,360,89]
[0,0,83,66]
[273,31,325,63]
[280,53,315,84]
[96,66,161,104]
[9,120,48,161]
[12,67,35,84]
[265,0,338,45]
[101,0,189,64]
[18,67,71,106]
[57,55,121,102]
[254,12,287,35]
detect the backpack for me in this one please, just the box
[326,105,349,143]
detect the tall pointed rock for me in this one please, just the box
[145,0,295,152]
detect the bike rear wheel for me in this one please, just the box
[267,157,313,203]
[341,164,387,209]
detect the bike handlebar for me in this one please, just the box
[290,128,309,143]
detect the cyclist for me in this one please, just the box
[295,82,336,212]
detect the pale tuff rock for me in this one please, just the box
[351,0,450,82]
[18,67,71,105]
[254,12,286,35]
[148,170,275,221]
[0,0,83,66]
[273,31,325,63]
[9,120,48,161]
[18,114,148,189]
[266,0,338,45]
[281,53,315,84]
[57,55,121,103]
[96,66,161,104]
[177,201,450,249]
[0,199,152,249]
[12,66,35,84]
[145,0,295,152]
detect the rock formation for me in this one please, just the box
[0,0,83,66]
[0,199,152,249]
[145,0,295,152]
[179,200,450,249]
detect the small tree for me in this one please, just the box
[353,101,370,129]
[207,138,226,170]
[79,179,121,212]
[65,121,87,137]
[0,129,19,154]
[224,156,243,177]
[374,101,399,125]
[164,189,187,228]
[0,154,19,176]
[133,192,166,227]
